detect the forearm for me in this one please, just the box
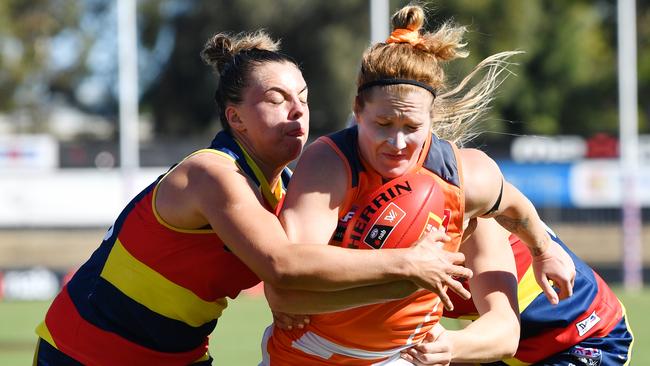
[492,182,550,256]
[265,280,419,314]
[267,245,415,291]
[447,311,519,362]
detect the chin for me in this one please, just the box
[286,146,304,162]
[379,167,409,179]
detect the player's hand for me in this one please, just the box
[532,237,576,305]
[407,230,473,311]
[401,323,451,366]
[272,310,310,331]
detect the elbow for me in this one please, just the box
[497,321,520,359]
[498,340,518,360]
[477,313,519,361]
[261,253,301,289]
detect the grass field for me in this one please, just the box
[1,287,647,365]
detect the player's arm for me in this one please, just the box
[264,280,418,314]
[176,146,469,293]
[460,148,575,304]
[444,218,520,362]
[265,227,453,313]
[276,140,471,304]
[403,218,520,364]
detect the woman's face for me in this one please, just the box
[232,61,309,165]
[355,87,433,179]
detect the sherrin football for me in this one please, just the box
[340,171,448,250]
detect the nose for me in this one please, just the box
[387,130,407,150]
[288,98,307,121]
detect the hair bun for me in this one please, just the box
[391,5,425,32]
[201,30,280,74]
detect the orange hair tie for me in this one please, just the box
[386,28,423,46]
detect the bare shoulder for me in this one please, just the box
[293,139,347,179]
[183,151,243,185]
[285,139,348,203]
[459,148,499,177]
[183,151,259,206]
[156,151,256,228]
[459,148,503,218]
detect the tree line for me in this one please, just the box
[1,0,647,141]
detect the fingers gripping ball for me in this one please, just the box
[341,172,449,250]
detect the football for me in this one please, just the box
[340,171,448,250]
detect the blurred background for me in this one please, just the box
[0,0,648,364]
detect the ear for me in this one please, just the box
[352,95,363,119]
[225,106,245,132]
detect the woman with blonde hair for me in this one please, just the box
[33,29,471,366]
[261,4,575,365]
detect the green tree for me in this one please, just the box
[416,0,626,138]
[142,0,369,136]
[0,0,647,140]
[0,0,82,130]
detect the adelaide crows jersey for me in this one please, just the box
[445,227,626,366]
[36,131,290,365]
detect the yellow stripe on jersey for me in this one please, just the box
[192,352,211,363]
[234,140,285,208]
[622,303,633,366]
[100,240,228,327]
[517,265,544,313]
[456,314,480,321]
[35,321,57,348]
[502,357,532,366]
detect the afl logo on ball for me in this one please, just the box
[370,228,379,239]
[364,202,406,249]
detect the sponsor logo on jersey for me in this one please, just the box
[363,202,406,249]
[569,346,602,366]
[332,207,358,244]
[576,311,601,337]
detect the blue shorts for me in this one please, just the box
[33,338,215,366]
[484,316,633,366]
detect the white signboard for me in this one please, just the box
[0,168,164,227]
[0,134,58,170]
[569,160,650,208]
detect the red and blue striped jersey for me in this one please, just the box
[36,131,291,365]
[445,227,624,365]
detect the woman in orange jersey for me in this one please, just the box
[402,219,633,366]
[261,4,576,366]
[33,30,472,366]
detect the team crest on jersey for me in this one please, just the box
[569,346,602,366]
[418,209,451,247]
[363,202,406,249]
[575,311,601,337]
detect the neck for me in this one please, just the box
[231,130,285,187]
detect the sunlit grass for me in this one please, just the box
[1,287,646,365]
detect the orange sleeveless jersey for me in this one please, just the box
[263,126,465,365]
